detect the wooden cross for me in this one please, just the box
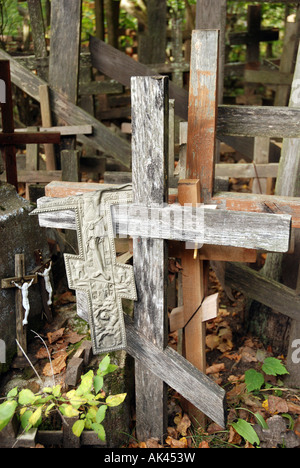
[1,254,37,364]
[0,60,60,190]
[229,4,279,70]
[33,57,292,446]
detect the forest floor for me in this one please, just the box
[1,158,300,448]
[1,265,300,449]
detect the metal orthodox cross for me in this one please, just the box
[33,31,293,440]
[0,60,60,190]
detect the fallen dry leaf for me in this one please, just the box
[206,334,220,350]
[176,413,191,436]
[64,330,85,344]
[146,438,163,448]
[47,328,65,344]
[165,436,188,448]
[42,353,68,376]
[199,440,210,448]
[287,401,300,415]
[206,363,225,375]
[228,425,242,445]
[267,395,289,414]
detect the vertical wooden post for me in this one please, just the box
[39,85,56,171]
[131,76,169,442]
[0,60,18,190]
[181,30,219,426]
[186,30,219,203]
[15,254,27,357]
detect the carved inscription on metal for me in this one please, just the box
[33,187,137,354]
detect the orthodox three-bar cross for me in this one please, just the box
[32,31,293,441]
[0,60,60,190]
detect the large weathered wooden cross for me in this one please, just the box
[32,30,293,442]
[0,60,60,190]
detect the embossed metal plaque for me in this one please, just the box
[33,187,137,354]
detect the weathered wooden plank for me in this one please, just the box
[215,163,278,178]
[91,37,300,140]
[131,76,169,442]
[225,262,300,321]
[0,170,61,183]
[217,106,300,138]
[1,126,93,136]
[34,195,292,253]
[124,314,227,429]
[49,0,82,104]
[186,30,219,202]
[0,49,131,168]
[212,191,300,228]
[245,69,293,86]
[89,35,189,121]
[0,133,60,145]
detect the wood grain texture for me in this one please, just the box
[186,30,219,202]
[225,262,300,320]
[49,0,82,104]
[131,76,169,442]
[124,314,227,429]
[35,195,292,253]
[0,48,131,168]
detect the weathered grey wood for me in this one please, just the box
[131,76,169,442]
[0,48,131,168]
[245,69,293,86]
[225,262,300,321]
[217,106,300,138]
[263,43,300,386]
[215,163,278,178]
[124,314,227,429]
[196,0,226,104]
[49,0,82,105]
[89,35,300,139]
[0,170,61,183]
[27,0,48,80]
[35,195,292,253]
[0,125,93,136]
[89,35,189,121]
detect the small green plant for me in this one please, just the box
[0,354,126,442]
[244,357,289,394]
[231,357,289,447]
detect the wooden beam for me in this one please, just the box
[124,314,227,429]
[186,30,219,202]
[34,195,292,253]
[89,35,189,121]
[0,48,132,169]
[212,191,300,228]
[131,76,169,442]
[49,0,82,105]
[225,262,300,321]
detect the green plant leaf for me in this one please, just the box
[45,403,55,417]
[254,412,268,429]
[262,357,289,377]
[0,400,18,431]
[20,410,33,430]
[7,387,18,399]
[94,375,104,394]
[18,388,36,406]
[98,355,110,374]
[231,419,260,446]
[76,370,94,396]
[29,406,42,427]
[52,385,62,398]
[92,422,106,441]
[72,419,85,437]
[64,405,80,418]
[245,369,265,392]
[106,393,126,407]
[96,404,107,424]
